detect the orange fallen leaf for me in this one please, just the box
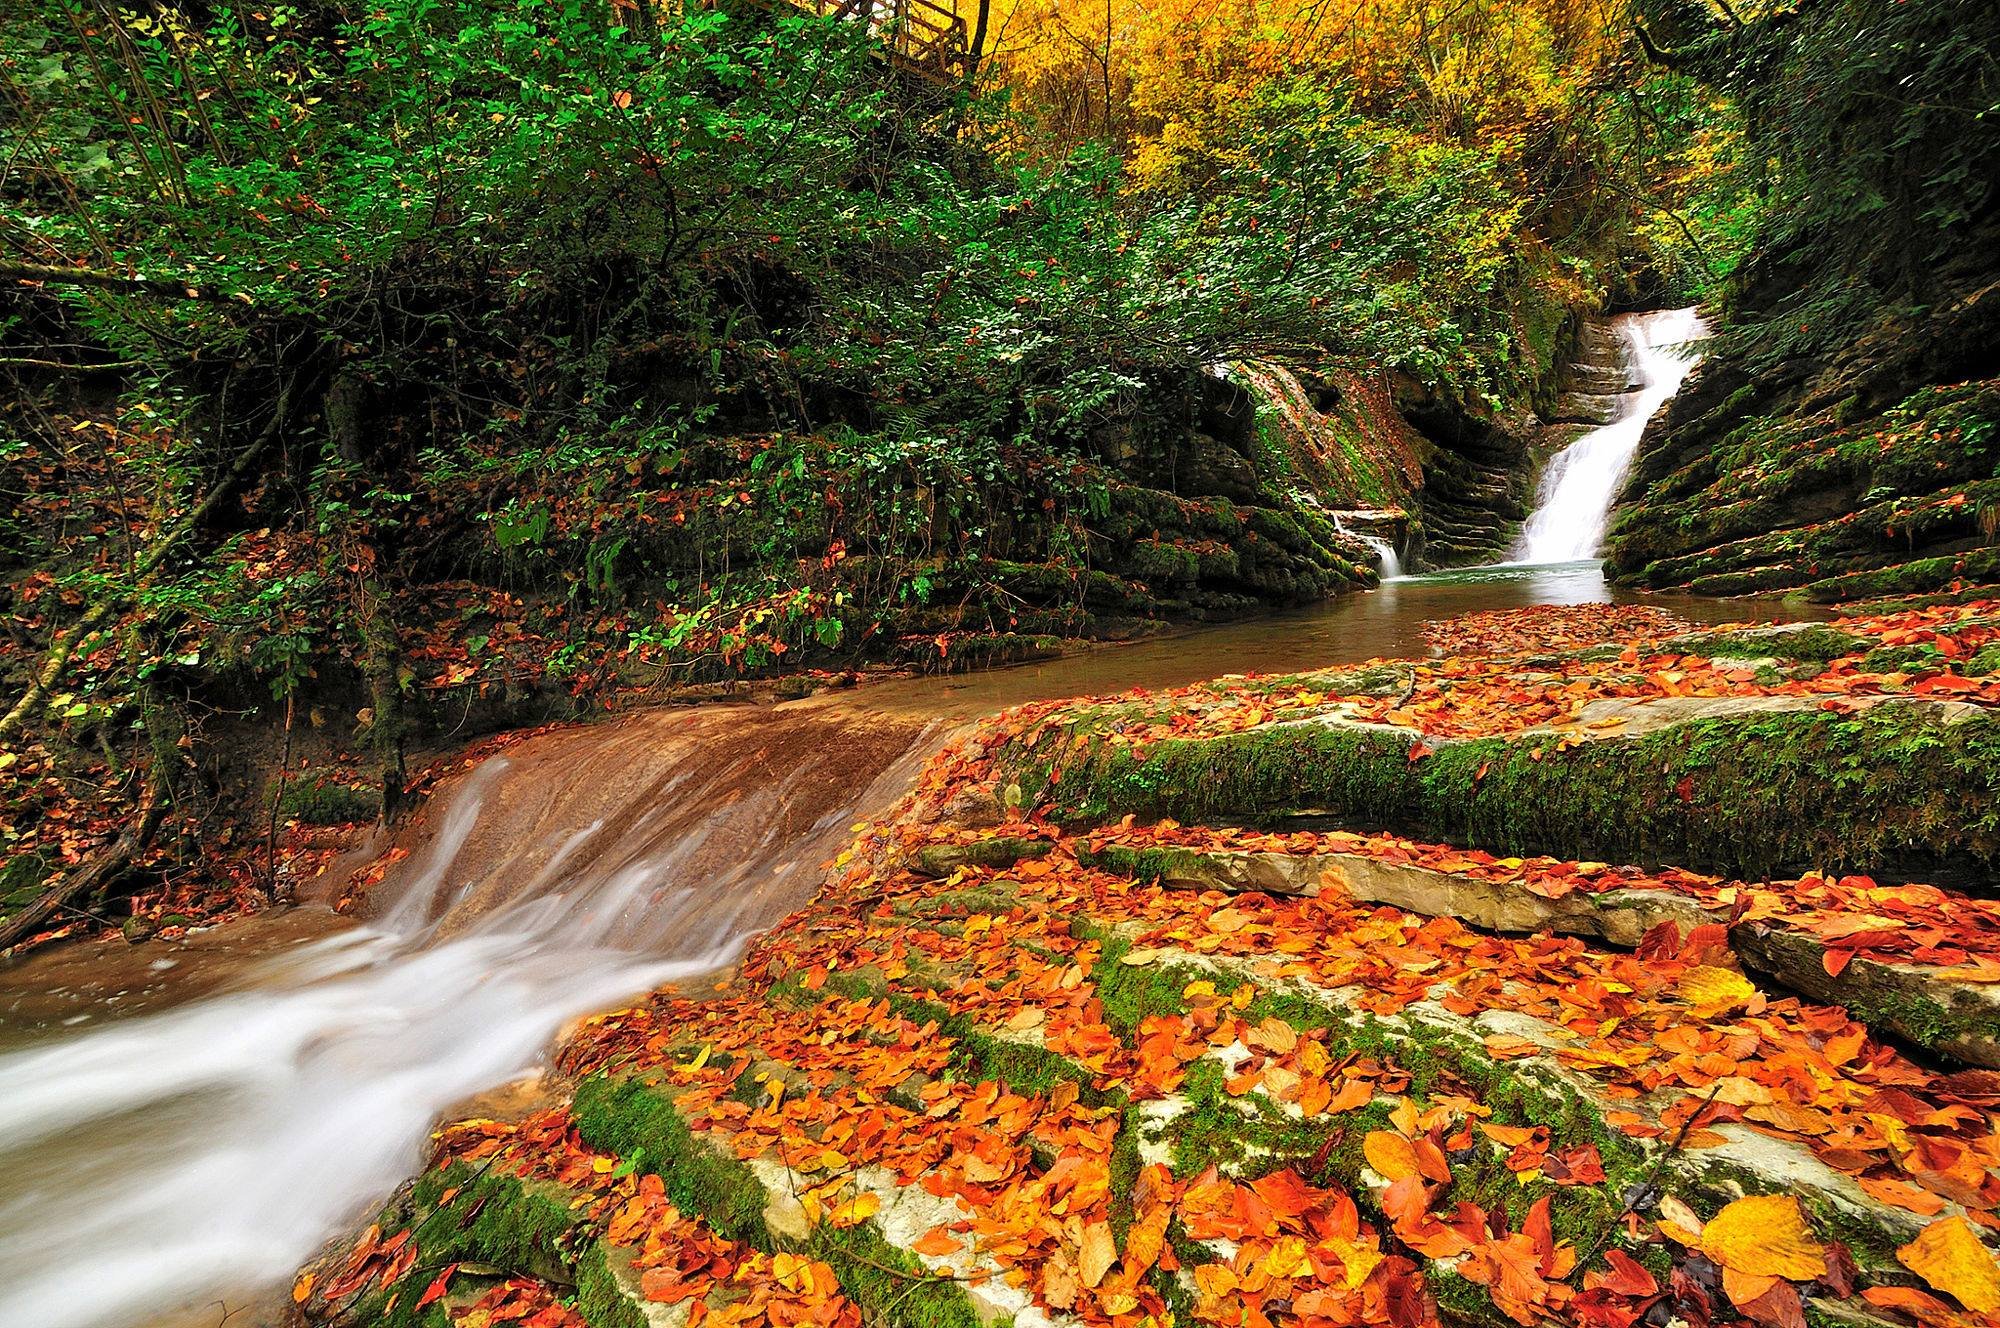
[1859,1175,1948,1216]
[911,1226,962,1258]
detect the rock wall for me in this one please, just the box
[1606,281,2000,601]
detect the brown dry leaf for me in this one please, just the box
[1249,1016,1298,1055]
[1897,1215,2000,1314]
[1363,1131,1420,1183]
[1077,1220,1117,1289]
[1700,1195,1827,1280]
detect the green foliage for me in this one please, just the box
[1644,0,2000,364]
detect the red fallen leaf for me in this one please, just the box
[1821,1239,1859,1298]
[1731,1275,1807,1328]
[416,1264,459,1310]
[1551,1143,1607,1184]
[1592,1248,1657,1296]
[1675,775,1696,804]
[1683,922,1732,959]
[1935,1070,2000,1106]
[1636,919,1682,960]
[1823,947,1856,978]
[1408,742,1432,762]
[1523,1195,1556,1267]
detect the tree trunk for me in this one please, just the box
[328,367,408,822]
[968,0,991,79]
[0,785,167,951]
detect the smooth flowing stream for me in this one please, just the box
[1514,307,1707,564]
[0,307,1792,1328]
[0,708,932,1328]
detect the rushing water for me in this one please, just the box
[0,708,932,1328]
[1514,308,1707,564]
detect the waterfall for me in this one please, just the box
[0,707,929,1328]
[1333,514,1404,579]
[1513,308,1708,564]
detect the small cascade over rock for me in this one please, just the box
[1330,509,1406,579]
[1513,308,1708,564]
[0,705,930,1328]
[1228,360,1420,582]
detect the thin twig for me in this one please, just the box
[1571,1080,1726,1275]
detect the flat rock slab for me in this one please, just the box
[1089,841,2000,1067]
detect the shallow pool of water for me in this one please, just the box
[868,559,1825,720]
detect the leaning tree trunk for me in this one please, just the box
[0,783,167,951]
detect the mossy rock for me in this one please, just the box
[274,774,381,825]
[911,836,1049,879]
[572,1074,983,1328]
[0,850,56,913]
[1003,703,2000,888]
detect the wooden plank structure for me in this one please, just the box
[775,0,972,82]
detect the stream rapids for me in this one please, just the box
[0,706,932,1328]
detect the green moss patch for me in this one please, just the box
[1010,704,2000,887]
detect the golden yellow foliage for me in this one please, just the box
[1698,1195,1829,1282]
[1898,1216,2000,1314]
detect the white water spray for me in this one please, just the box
[1513,308,1707,565]
[0,710,926,1328]
[1330,512,1405,580]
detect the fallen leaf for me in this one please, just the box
[1363,1131,1421,1183]
[1898,1215,2000,1314]
[1700,1195,1827,1281]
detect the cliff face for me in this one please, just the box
[1605,0,2000,601]
[1604,283,2000,600]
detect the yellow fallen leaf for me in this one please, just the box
[1898,1215,2000,1314]
[1678,965,1758,1017]
[292,1272,315,1304]
[1362,1131,1419,1183]
[830,1191,881,1228]
[1700,1195,1827,1280]
[1078,1219,1117,1288]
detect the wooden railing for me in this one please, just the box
[755,0,972,82]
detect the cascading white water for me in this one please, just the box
[1329,512,1405,580]
[1359,532,1404,580]
[0,708,927,1328]
[1513,308,1708,565]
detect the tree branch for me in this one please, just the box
[1,259,237,302]
[0,781,166,951]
